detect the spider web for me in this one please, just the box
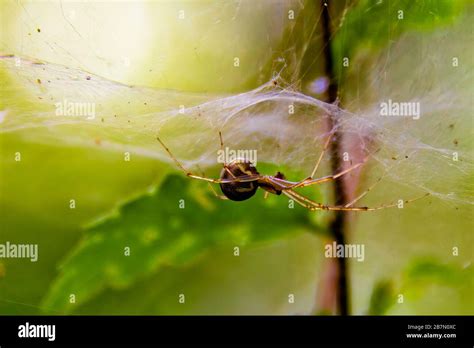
[0,0,473,318]
[0,0,472,210]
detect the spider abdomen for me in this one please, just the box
[219,160,259,201]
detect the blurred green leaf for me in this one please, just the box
[404,258,472,286]
[399,259,474,314]
[41,173,323,313]
[367,259,472,315]
[332,0,467,79]
[368,279,394,315]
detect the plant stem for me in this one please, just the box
[320,0,350,316]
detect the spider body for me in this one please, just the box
[219,160,259,201]
[219,160,289,201]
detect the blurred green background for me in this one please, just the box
[0,0,472,315]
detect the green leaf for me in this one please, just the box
[332,0,467,80]
[41,173,323,313]
[368,279,394,315]
[404,258,472,286]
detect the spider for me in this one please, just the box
[156,132,428,212]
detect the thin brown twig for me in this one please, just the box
[320,0,350,316]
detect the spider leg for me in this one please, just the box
[323,193,430,211]
[265,177,325,208]
[310,132,333,178]
[219,131,237,179]
[269,133,333,190]
[269,155,369,190]
[296,159,367,188]
[206,182,229,200]
[197,165,229,200]
[188,174,260,184]
[156,135,191,175]
[282,187,429,212]
[343,176,383,207]
[284,144,382,190]
[157,134,259,184]
[219,131,225,157]
[281,188,323,209]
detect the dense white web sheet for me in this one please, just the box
[1,50,472,207]
[0,1,472,208]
